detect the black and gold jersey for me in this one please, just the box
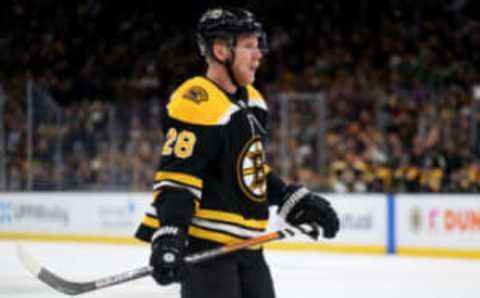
[135,76,275,249]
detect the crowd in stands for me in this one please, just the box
[1,0,479,192]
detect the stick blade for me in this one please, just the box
[16,244,93,295]
[16,244,42,276]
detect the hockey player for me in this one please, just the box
[135,7,339,298]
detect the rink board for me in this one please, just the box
[1,192,479,258]
[395,194,480,258]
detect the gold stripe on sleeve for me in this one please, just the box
[155,171,203,189]
[142,215,160,228]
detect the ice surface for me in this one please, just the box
[1,241,480,298]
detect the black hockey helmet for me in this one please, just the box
[196,7,268,59]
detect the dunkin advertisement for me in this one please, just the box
[396,194,480,250]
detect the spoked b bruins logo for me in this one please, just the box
[237,137,267,203]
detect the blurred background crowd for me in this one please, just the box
[1,0,479,192]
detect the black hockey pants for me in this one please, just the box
[181,249,275,298]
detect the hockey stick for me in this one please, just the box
[17,224,316,296]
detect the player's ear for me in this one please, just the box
[212,40,229,63]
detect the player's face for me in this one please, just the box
[232,33,263,86]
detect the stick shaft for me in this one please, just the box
[18,225,312,295]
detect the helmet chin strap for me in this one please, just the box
[210,39,241,91]
[225,48,241,91]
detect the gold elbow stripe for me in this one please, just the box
[142,215,160,228]
[155,171,203,189]
[195,209,268,230]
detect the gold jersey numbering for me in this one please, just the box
[237,137,267,203]
[162,128,197,159]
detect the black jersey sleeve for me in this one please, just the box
[153,117,222,226]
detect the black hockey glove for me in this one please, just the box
[278,185,339,240]
[149,226,188,285]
